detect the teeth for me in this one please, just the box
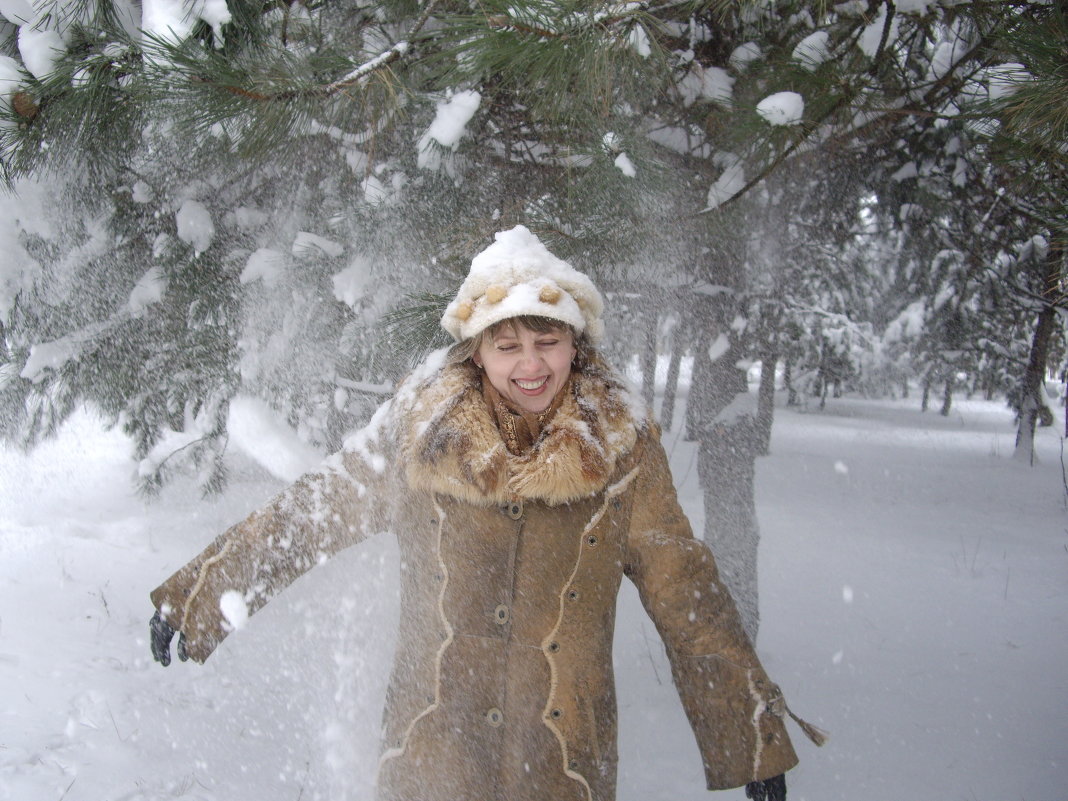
[515,377,548,390]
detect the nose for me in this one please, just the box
[519,347,543,370]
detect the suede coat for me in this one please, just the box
[151,352,801,801]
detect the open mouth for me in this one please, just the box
[514,376,549,392]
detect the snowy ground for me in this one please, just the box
[2,388,1066,801]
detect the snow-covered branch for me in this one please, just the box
[198,0,441,103]
[323,42,412,95]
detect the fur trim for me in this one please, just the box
[398,354,643,506]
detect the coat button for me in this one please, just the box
[550,708,563,719]
[548,641,560,653]
[585,534,598,547]
[567,589,579,601]
[505,501,523,519]
[494,604,510,625]
[485,708,504,727]
[568,759,579,770]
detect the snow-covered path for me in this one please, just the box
[757,400,1068,801]
[2,394,1066,801]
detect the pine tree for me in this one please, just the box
[0,0,1060,627]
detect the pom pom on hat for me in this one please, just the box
[441,226,605,343]
[539,285,562,304]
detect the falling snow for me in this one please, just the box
[2,373,1065,801]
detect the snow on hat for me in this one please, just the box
[441,225,605,344]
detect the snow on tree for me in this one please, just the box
[0,0,1064,630]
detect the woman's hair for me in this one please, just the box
[447,315,593,370]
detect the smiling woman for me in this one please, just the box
[475,321,577,414]
[149,225,819,801]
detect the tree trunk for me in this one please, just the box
[1014,309,1054,462]
[691,297,762,642]
[784,360,798,406]
[1063,368,1068,440]
[685,332,711,441]
[659,321,685,433]
[697,405,762,643]
[639,294,658,411]
[1015,245,1064,463]
[940,376,953,416]
[816,343,829,409]
[921,379,931,412]
[756,349,777,456]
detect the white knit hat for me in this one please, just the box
[441,226,605,343]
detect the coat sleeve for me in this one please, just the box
[622,428,799,790]
[150,403,397,664]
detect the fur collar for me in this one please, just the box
[397,353,644,506]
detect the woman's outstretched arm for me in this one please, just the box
[150,402,397,664]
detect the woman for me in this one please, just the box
[149,226,820,801]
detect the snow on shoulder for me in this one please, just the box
[392,347,450,411]
[619,375,651,434]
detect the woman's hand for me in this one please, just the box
[745,774,786,801]
[149,610,188,666]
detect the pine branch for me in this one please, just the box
[867,0,897,73]
[484,2,648,39]
[691,12,893,216]
[155,0,439,106]
[378,291,455,367]
[322,41,414,95]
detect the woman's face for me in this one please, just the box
[474,322,577,414]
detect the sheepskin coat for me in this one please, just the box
[150,351,800,800]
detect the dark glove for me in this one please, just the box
[745,774,786,801]
[150,610,188,666]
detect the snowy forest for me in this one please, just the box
[1,0,1066,799]
[2,0,1066,617]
